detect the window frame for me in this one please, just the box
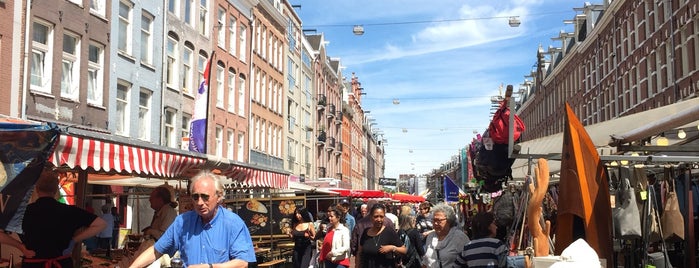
[61,31,81,100]
[137,88,152,141]
[30,20,53,94]
[118,0,133,55]
[87,42,104,106]
[116,80,131,136]
[140,12,154,65]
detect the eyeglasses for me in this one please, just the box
[433,218,447,223]
[191,193,211,202]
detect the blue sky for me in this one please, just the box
[296,1,581,179]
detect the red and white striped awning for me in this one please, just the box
[49,134,206,178]
[221,166,288,189]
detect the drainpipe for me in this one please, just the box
[247,9,255,163]
[20,0,32,119]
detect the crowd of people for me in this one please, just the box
[0,167,513,268]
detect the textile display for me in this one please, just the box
[660,178,684,242]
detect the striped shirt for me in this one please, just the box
[456,237,507,268]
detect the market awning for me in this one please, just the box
[391,193,425,203]
[327,189,388,198]
[49,133,205,178]
[512,97,699,179]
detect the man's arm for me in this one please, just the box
[128,245,163,268]
[73,217,107,243]
[0,231,34,258]
[186,260,247,268]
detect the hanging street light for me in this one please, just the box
[509,16,521,27]
[353,25,365,35]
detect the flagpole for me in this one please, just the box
[203,51,215,154]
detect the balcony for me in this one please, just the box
[334,143,343,155]
[326,137,335,151]
[317,94,327,110]
[335,111,343,124]
[316,130,326,146]
[327,104,336,119]
[318,167,326,178]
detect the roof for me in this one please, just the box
[511,97,699,179]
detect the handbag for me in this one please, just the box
[612,178,642,239]
[661,178,684,242]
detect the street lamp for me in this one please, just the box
[508,16,521,27]
[353,25,365,35]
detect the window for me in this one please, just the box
[238,75,246,115]
[184,0,193,26]
[90,0,106,17]
[61,32,80,100]
[228,69,236,112]
[198,52,207,85]
[216,64,224,108]
[237,133,244,161]
[229,17,237,56]
[260,121,266,151]
[168,0,179,16]
[182,45,193,94]
[164,109,176,148]
[118,1,132,54]
[116,81,131,135]
[199,0,208,36]
[217,8,225,48]
[239,25,246,61]
[140,13,153,64]
[215,125,223,157]
[226,129,234,159]
[31,20,53,93]
[166,36,178,88]
[287,57,295,92]
[138,89,152,140]
[181,113,192,150]
[87,43,104,106]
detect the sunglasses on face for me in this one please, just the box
[191,193,211,202]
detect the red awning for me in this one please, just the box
[391,193,426,203]
[330,189,388,198]
[219,165,288,189]
[49,134,205,178]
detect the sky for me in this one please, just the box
[295,0,583,179]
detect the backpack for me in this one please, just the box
[398,229,420,268]
[488,100,525,144]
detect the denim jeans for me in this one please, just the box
[324,260,347,268]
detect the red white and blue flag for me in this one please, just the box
[189,53,214,153]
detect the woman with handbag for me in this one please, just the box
[356,203,406,268]
[319,207,351,268]
[289,206,316,268]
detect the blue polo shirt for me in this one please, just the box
[155,206,256,266]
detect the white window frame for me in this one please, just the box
[228,69,236,113]
[184,0,193,26]
[238,75,246,115]
[181,113,192,150]
[90,0,107,17]
[217,8,226,48]
[237,133,244,161]
[87,42,104,106]
[164,108,177,148]
[167,0,179,17]
[138,89,152,141]
[118,0,133,55]
[140,13,154,65]
[166,36,178,88]
[215,125,223,157]
[226,129,234,159]
[182,46,193,94]
[61,32,80,100]
[30,20,53,94]
[116,80,131,136]
[229,17,237,56]
[198,53,207,86]
[239,25,247,62]
[199,0,209,37]
[216,64,224,108]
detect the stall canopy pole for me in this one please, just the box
[73,170,89,267]
[684,168,695,268]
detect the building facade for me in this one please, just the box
[108,0,164,143]
[209,0,255,161]
[0,0,24,118]
[518,0,699,140]
[249,0,286,170]
[25,0,111,131]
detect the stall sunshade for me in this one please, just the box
[329,189,388,198]
[49,134,205,178]
[391,193,425,203]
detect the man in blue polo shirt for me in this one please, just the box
[129,171,255,268]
